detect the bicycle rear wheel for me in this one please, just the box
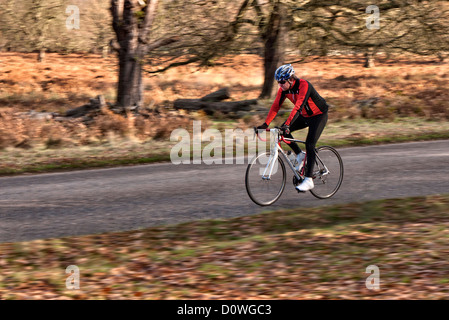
[245,152,286,206]
[309,146,344,199]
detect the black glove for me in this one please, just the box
[256,123,268,130]
[254,123,268,136]
[280,124,290,135]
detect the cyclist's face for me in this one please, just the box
[278,79,292,91]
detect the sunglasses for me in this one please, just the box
[278,80,288,84]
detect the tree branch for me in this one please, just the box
[221,0,253,44]
[252,0,267,31]
[146,57,201,74]
[139,0,159,44]
[145,36,180,52]
[110,0,125,42]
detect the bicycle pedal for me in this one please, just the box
[296,188,306,193]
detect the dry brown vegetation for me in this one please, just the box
[0,107,193,150]
[1,52,448,114]
[0,53,197,149]
[0,52,448,151]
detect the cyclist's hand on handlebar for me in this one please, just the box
[257,123,268,130]
[255,122,268,134]
[280,124,290,135]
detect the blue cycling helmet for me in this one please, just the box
[274,64,295,81]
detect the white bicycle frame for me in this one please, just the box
[259,128,330,182]
[260,129,303,181]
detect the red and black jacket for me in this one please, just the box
[265,78,329,126]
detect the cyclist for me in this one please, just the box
[256,64,329,192]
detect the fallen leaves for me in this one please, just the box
[1,194,449,299]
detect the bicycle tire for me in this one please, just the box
[245,152,286,206]
[309,146,344,199]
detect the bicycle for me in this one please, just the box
[245,127,344,206]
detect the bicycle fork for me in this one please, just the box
[261,146,303,182]
[261,147,279,180]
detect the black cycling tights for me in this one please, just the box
[283,112,328,178]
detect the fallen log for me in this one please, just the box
[173,99,204,111]
[204,100,257,114]
[65,95,107,118]
[173,99,258,114]
[200,88,230,102]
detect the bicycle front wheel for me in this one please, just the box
[309,146,344,199]
[245,152,286,206]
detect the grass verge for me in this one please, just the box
[0,118,448,176]
[1,194,448,299]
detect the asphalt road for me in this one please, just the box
[1,139,448,243]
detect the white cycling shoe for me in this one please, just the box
[296,177,314,192]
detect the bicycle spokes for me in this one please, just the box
[309,146,343,199]
[246,151,286,206]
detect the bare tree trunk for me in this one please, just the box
[259,0,284,99]
[117,51,143,108]
[112,0,142,108]
[364,51,375,68]
[38,49,46,62]
[111,0,178,109]
[102,46,108,58]
[260,35,283,99]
